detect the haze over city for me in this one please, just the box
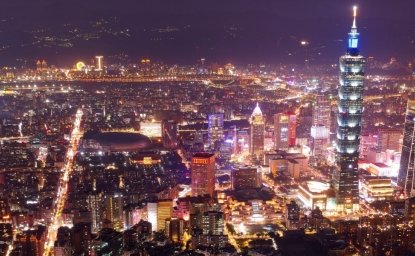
[0,0,415,65]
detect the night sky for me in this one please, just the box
[0,0,415,66]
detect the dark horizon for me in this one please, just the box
[0,0,414,66]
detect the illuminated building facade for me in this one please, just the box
[311,95,331,157]
[274,113,296,150]
[336,6,365,212]
[104,193,124,231]
[311,125,330,157]
[157,200,173,231]
[297,180,335,211]
[147,202,158,232]
[398,99,415,197]
[208,113,224,148]
[313,95,331,128]
[140,121,162,138]
[360,176,393,202]
[191,153,216,197]
[87,193,103,233]
[0,198,11,223]
[377,128,403,153]
[165,218,185,242]
[250,103,265,158]
[201,211,224,235]
[286,201,300,230]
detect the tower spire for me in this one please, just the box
[352,6,357,29]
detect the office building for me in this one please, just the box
[208,113,224,148]
[311,125,330,157]
[250,103,265,158]
[201,211,224,235]
[157,200,173,231]
[310,95,331,157]
[377,128,403,153]
[265,151,308,179]
[147,202,158,232]
[286,201,300,230]
[274,113,296,150]
[336,6,365,212]
[162,119,178,148]
[313,95,331,128]
[191,153,216,197]
[104,193,124,231]
[165,218,185,242]
[398,99,415,197]
[231,166,261,190]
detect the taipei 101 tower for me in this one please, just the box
[335,6,365,212]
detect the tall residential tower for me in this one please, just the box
[336,6,365,212]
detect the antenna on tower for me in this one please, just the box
[352,6,357,29]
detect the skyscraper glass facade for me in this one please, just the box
[336,8,365,211]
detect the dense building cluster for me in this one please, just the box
[1,7,415,256]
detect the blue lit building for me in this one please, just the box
[335,7,365,212]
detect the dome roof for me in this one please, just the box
[84,132,152,152]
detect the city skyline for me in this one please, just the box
[1,3,415,256]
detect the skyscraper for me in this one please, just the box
[191,153,216,197]
[398,99,415,197]
[208,113,224,148]
[104,193,124,231]
[336,6,365,212]
[250,103,265,157]
[311,95,331,157]
[87,193,103,233]
[274,113,296,150]
[313,95,331,128]
[157,200,173,231]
